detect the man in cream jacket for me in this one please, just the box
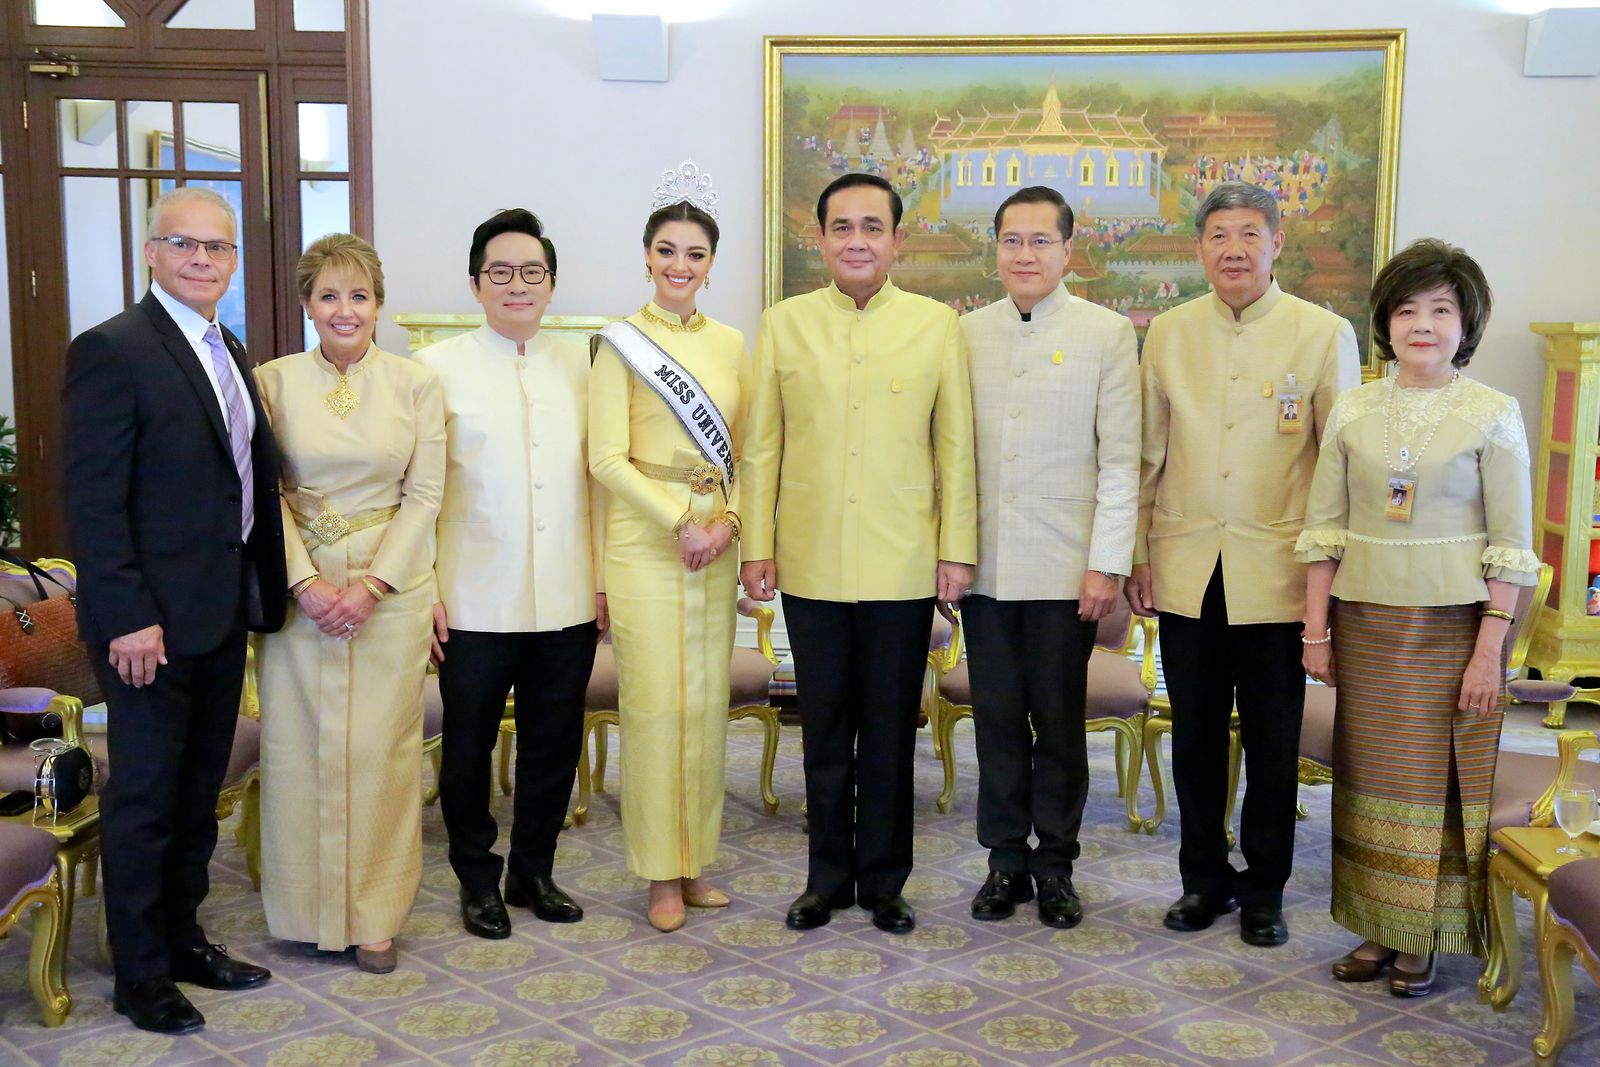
[960,187,1139,930]
[1127,181,1361,946]
[418,209,606,941]
[741,173,977,935]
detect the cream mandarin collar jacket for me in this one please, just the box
[1136,282,1362,624]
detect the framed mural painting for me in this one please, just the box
[764,31,1404,369]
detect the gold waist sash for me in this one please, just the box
[631,458,723,496]
[289,490,400,548]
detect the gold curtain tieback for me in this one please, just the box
[631,459,723,495]
[292,502,400,547]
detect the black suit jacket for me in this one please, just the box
[62,292,287,654]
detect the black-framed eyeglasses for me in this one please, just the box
[482,264,551,285]
[150,233,239,258]
[998,235,1064,251]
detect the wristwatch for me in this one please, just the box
[1098,571,1125,581]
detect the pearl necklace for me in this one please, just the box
[1382,370,1458,473]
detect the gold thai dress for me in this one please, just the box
[254,345,445,949]
[589,303,747,880]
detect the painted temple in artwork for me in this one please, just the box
[930,82,1165,221]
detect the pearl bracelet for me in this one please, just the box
[1301,630,1332,646]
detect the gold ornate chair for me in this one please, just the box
[1134,631,1243,841]
[929,600,1159,825]
[1535,853,1600,1062]
[562,598,783,824]
[0,820,71,1026]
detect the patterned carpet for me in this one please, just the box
[2,704,1598,1067]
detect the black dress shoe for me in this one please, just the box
[870,894,916,934]
[785,892,834,930]
[1036,875,1083,929]
[970,871,1033,921]
[1239,903,1289,946]
[113,976,205,1034]
[1163,892,1239,932]
[505,874,584,923]
[460,887,512,939]
[169,943,270,990]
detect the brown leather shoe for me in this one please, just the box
[1389,953,1437,997]
[355,943,397,974]
[1331,947,1395,982]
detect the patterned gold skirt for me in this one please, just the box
[1329,600,1502,956]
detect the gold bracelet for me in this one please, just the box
[360,576,389,601]
[1481,608,1514,623]
[715,513,741,541]
[289,575,318,598]
[671,510,694,540]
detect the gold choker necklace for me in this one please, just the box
[640,304,706,333]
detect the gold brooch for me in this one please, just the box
[686,464,722,495]
[325,374,359,418]
[308,506,352,546]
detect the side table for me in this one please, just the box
[1479,825,1600,1009]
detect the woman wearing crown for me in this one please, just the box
[589,164,748,932]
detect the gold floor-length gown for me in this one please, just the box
[254,346,444,949]
[589,304,747,880]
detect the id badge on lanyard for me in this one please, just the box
[1276,372,1302,434]
[1386,446,1417,523]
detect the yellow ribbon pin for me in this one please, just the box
[1052,350,1063,365]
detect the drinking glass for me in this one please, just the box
[1553,786,1598,856]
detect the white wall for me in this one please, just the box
[372,0,1600,429]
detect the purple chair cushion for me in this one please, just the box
[423,673,443,740]
[84,714,259,791]
[938,652,1149,720]
[0,688,58,714]
[1549,856,1600,953]
[0,821,57,911]
[1491,751,1600,833]
[730,647,778,707]
[1508,678,1579,703]
[584,645,619,711]
[1300,685,1337,767]
[0,745,38,791]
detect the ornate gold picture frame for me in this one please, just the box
[764,31,1405,368]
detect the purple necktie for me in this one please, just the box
[204,324,254,539]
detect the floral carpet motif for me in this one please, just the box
[1,705,1597,1065]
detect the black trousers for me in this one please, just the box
[784,594,934,904]
[964,595,1098,878]
[1159,561,1304,908]
[92,626,247,984]
[437,623,596,894]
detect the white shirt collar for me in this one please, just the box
[149,280,220,346]
[472,323,546,358]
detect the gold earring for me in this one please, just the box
[644,267,652,283]
[704,275,711,291]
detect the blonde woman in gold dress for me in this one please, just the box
[590,191,747,932]
[255,233,445,972]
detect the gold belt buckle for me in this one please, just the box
[308,506,351,545]
[686,464,721,496]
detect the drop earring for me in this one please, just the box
[644,267,653,283]
[703,275,711,291]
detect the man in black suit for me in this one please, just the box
[62,187,287,1035]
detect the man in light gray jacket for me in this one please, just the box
[959,186,1140,929]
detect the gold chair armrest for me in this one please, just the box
[927,603,963,675]
[737,598,779,665]
[1531,728,1600,826]
[240,640,261,720]
[1508,563,1553,676]
[1136,616,1159,695]
[45,695,85,747]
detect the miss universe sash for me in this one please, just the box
[593,320,735,490]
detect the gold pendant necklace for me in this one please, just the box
[639,304,706,333]
[325,373,359,418]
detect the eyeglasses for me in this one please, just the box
[151,233,239,258]
[998,236,1064,251]
[482,264,551,285]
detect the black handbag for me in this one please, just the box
[31,736,96,821]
